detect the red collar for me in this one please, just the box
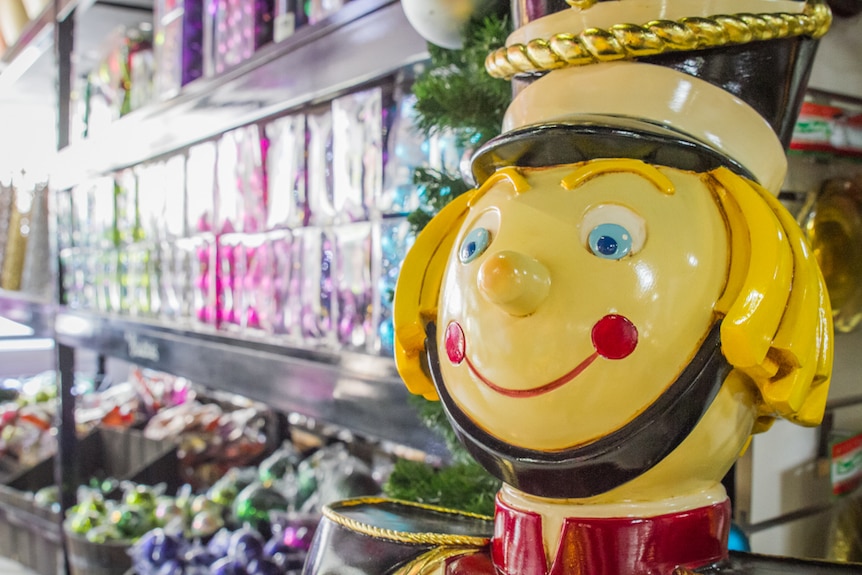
[492,495,730,575]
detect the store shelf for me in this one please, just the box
[53,309,444,457]
[0,0,153,112]
[0,0,75,93]
[0,291,54,339]
[51,0,429,190]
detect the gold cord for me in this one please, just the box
[321,497,493,547]
[486,0,832,79]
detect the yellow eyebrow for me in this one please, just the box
[469,167,531,206]
[561,159,675,195]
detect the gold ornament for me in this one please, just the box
[565,0,597,9]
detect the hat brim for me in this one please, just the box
[470,115,754,186]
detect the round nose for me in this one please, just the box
[478,251,551,316]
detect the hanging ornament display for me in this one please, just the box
[401,0,501,49]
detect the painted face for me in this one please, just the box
[437,159,731,452]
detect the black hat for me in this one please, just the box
[473,0,832,189]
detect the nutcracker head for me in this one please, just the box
[393,0,834,501]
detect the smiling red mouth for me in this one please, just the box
[467,352,600,398]
[444,314,638,398]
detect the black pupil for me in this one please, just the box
[597,235,617,255]
[464,242,477,258]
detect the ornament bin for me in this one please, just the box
[0,427,178,575]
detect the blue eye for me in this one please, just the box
[588,223,632,260]
[459,227,491,263]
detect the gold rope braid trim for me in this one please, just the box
[486,0,832,79]
[321,497,493,547]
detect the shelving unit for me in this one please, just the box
[42,0,437,452]
[52,309,444,457]
[51,0,429,189]
[0,2,445,551]
[0,290,53,339]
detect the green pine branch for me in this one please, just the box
[384,458,500,516]
[412,15,511,148]
[386,11,511,515]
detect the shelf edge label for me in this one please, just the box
[124,333,160,362]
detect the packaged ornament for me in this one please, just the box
[214,236,274,333]
[216,125,268,234]
[20,179,52,300]
[372,216,414,357]
[84,25,155,134]
[1,181,29,291]
[238,124,268,234]
[216,130,244,235]
[0,1,28,47]
[159,238,194,322]
[376,92,465,215]
[153,0,206,100]
[237,232,274,333]
[294,226,335,347]
[0,178,13,273]
[126,241,158,317]
[186,141,216,235]
[268,229,301,340]
[305,0,345,25]
[216,233,247,330]
[332,221,373,352]
[208,0,275,75]
[55,188,74,253]
[331,87,384,223]
[136,161,167,242]
[115,168,141,245]
[70,182,93,248]
[265,113,307,230]
[306,106,336,225]
[187,234,217,327]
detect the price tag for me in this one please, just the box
[275,12,296,43]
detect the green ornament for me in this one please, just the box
[84,524,121,544]
[124,484,158,510]
[231,482,288,533]
[75,491,107,516]
[258,448,299,487]
[208,481,239,507]
[68,510,101,534]
[100,477,120,495]
[294,460,319,509]
[190,509,224,538]
[110,505,154,539]
[34,485,60,511]
[190,494,224,518]
[154,496,184,527]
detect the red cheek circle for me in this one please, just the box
[445,321,466,365]
[591,314,638,359]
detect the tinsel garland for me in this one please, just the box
[383,13,511,516]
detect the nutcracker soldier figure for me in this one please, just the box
[302,0,861,573]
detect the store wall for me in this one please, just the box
[747,12,862,559]
[808,11,862,98]
[0,101,55,178]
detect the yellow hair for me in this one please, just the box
[711,166,833,430]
